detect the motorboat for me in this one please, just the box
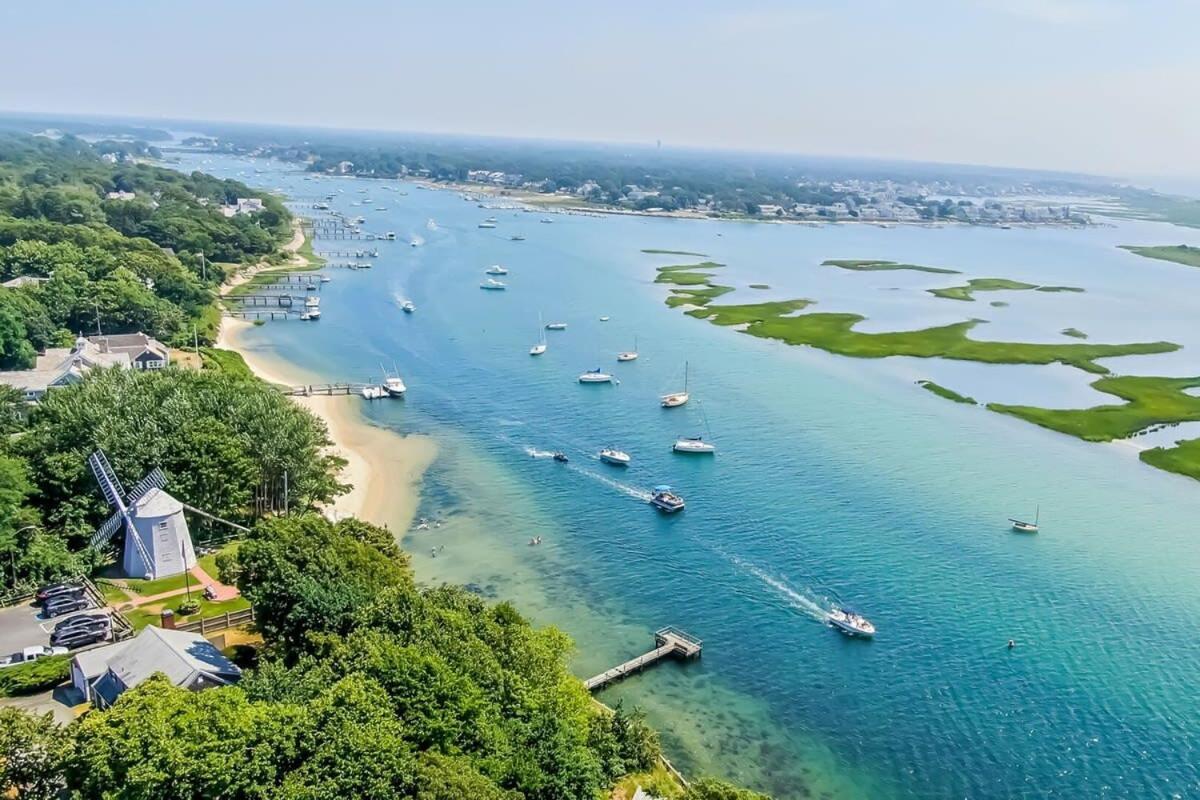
[510,234,525,241]
[578,369,614,384]
[599,315,610,322]
[599,448,631,466]
[478,221,497,229]
[361,385,386,400]
[383,376,407,397]
[299,312,312,321]
[305,296,320,308]
[617,336,639,362]
[673,436,716,454]
[545,322,567,331]
[540,217,554,224]
[306,307,321,319]
[660,361,690,407]
[485,265,509,275]
[553,452,569,463]
[320,275,331,283]
[480,279,507,290]
[828,607,876,638]
[385,231,397,240]
[1010,506,1040,533]
[401,300,415,313]
[650,486,685,513]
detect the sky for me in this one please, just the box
[2,0,1198,180]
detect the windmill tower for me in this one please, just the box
[88,450,197,580]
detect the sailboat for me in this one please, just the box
[1010,506,1040,533]
[661,361,690,407]
[617,336,639,362]
[530,314,547,356]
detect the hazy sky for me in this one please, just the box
[3,0,1198,178]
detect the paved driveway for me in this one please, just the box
[0,599,108,657]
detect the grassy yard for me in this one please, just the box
[1119,244,1200,268]
[199,347,256,378]
[124,594,252,632]
[823,258,960,274]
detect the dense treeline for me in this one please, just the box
[0,133,290,364]
[0,367,345,595]
[0,513,768,799]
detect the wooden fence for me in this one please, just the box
[176,607,256,635]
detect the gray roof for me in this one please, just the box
[78,626,241,703]
[133,487,183,518]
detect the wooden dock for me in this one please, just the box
[584,627,702,691]
[281,383,373,397]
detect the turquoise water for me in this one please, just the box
[180,153,1200,798]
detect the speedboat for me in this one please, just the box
[1010,505,1040,533]
[480,279,507,290]
[306,308,321,319]
[673,436,716,454]
[305,296,320,308]
[401,300,415,313]
[485,265,509,275]
[478,221,497,229]
[599,448,631,466]
[650,486,685,513]
[578,369,613,384]
[545,322,567,331]
[599,316,610,322]
[361,385,386,400]
[385,232,397,240]
[553,452,569,463]
[383,376,407,397]
[828,607,876,638]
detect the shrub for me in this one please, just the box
[0,655,70,697]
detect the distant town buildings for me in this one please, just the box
[220,197,265,217]
[104,190,137,201]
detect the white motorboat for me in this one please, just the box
[306,307,321,319]
[673,436,716,454]
[545,322,567,331]
[617,336,639,362]
[320,275,331,283]
[1010,505,1040,533]
[478,221,497,229]
[486,264,509,275]
[578,369,614,384]
[401,300,415,313]
[660,361,690,407]
[828,608,876,638]
[599,448,631,466]
[650,486,685,513]
[385,231,397,240]
[305,296,320,308]
[540,217,554,224]
[480,278,507,290]
[361,385,386,400]
[299,312,312,321]
[599,315,610,322]
[383,376,407,397]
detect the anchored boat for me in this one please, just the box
[578,369,614,384]
[673,436,716,454]
[599,448,631,466]
[1010,505,1040,533]
[661,361,690,408]
[480,278,507,290]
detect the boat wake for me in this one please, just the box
[524,447,558,459]
[409,234,426,246]
[725,553,831,623]
[574,467,654,502]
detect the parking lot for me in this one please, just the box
[0,598,109,657]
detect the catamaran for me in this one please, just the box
[828,607,876,638]
[578,369,614,384]
[661,361,690,407]
[617,336,639,362]
[599,448,631,466]
[673,436,716,454]
[1010,505,1040,533]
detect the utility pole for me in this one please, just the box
[182,540,193,602]
[199,251,207,283]
[93,303,102,337]
[193,325,199,357]
[282,470,289,516]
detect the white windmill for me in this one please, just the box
[88,450,197,581]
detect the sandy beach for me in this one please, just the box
[215,231,436,536]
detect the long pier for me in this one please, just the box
[584,627,702,691]
[282,383,373,396]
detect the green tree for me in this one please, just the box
[0,291,35,369]
[0,708,70,800]
[684,778,773,800]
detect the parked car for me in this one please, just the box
[50,618,110,645]
[0,645,68,667]
[50,626,109,650]
[52,612,110,634]
[35,582,84,605]
[42,596,90,618]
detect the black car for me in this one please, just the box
[42,596,90,618]
[52,612,110,634]
[35,582,84,605]
[50,626,109,650]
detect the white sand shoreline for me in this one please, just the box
[214,228,436,537]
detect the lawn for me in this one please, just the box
[823,258,960,274]
[1119,244,1200,268]
[197,542,239,579]
[199,347,256,378]
[124,594,252,632]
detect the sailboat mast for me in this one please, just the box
[684,361,689,392]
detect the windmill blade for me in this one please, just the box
[89,511,125,550]
[88,450,127,508]
[126,467,166,505]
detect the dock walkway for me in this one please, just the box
[584,627,702,691]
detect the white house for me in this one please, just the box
[87,332,170,370]
[70,626,241,707]
[104,191,137,201]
